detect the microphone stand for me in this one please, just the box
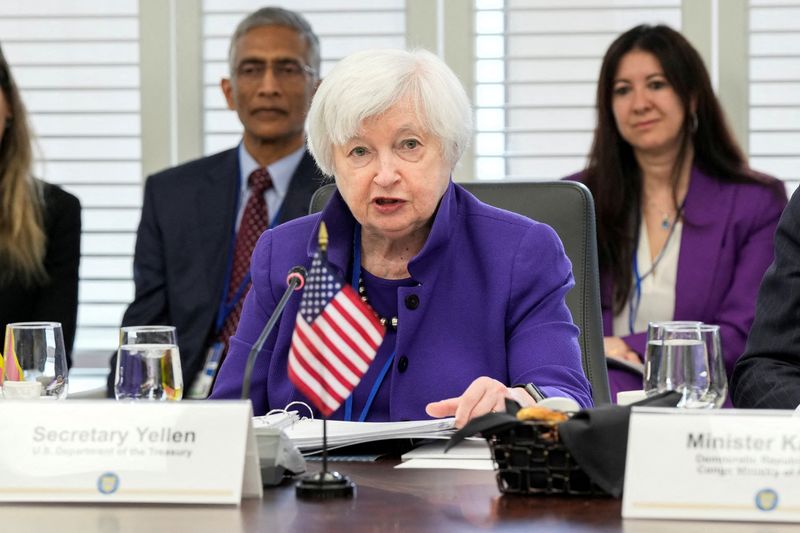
[241,267,306,401]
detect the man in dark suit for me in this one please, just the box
[731,189,800,409]
[107,7,324,397]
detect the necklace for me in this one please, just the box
[645,204,678,230]
[659,205,685,230]
[660,211,673,230]
[357,276,398,330]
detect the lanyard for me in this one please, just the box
[213,171,284,334]
[629,251,643,335]
[343,223,396,422]
[627,209,683,335]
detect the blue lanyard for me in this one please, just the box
[343,223,396,422]
[627,208,683,335]
[213,171,284,334]
[629,250,643,335]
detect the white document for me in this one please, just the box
[396,440,493,470]
[623,407,800,522]
[401,439,491,460]
[259,417,456,452]
[0,400,260,505]
[395,458,494,470]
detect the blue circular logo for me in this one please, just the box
[97,472,120,495]
[755,488,779,511]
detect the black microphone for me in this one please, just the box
[241,266,307,400]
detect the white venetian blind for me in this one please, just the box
[474,0,681,180]
[749,0,800,194]
[202,0,407,154]
[1,0,141,353]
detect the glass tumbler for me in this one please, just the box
[2,322,68,399]
[114,325,183,401]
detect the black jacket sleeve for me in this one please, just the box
[732,190,800,409]
[35,183,82,366]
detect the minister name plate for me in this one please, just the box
[623,408,800,522]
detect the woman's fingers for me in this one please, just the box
[426,377,509,428]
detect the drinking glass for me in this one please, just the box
[643,320,702,396]
[660,324,727,408]
[692,325,727,408]
[2,322,68,399]
[114,325,183,401]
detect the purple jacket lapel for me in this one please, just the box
[674,167,730,321]
[600,167,732,335]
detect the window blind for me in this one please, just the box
[749,0,800,195]
[202,0,406,154]
[474,0,682,180]
[1,0,141,352]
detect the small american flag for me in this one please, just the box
[287,227,385,417]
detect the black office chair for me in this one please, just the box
[308,181,611,405]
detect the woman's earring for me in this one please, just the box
[691,112,698,133]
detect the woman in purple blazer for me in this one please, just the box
[569,25,787,401]
[211,49,592,425]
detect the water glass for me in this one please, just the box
[2,322,68,399]
[643,321,702,396]
[661,324,727,409]
[114,325,183,401]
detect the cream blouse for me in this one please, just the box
[613,220,683,336]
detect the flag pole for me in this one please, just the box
[296,222,355,499]
[319,222,330,481]
[322,415,328,477]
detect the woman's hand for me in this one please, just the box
[604,336,640,363]
[425,376,536,428]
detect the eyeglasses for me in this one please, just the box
[235,59,314,84]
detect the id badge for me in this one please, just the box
[187,341,225,399]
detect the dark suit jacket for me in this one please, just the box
[0,181,81,365]
[732,188,800,409]
[106,148,324,395]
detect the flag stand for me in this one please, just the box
[295,416,355,499]
[292,221,379,500]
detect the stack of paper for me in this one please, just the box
[254,417,456,452]
[395,440,494,470]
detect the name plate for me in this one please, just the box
[623,408,800,522]
[0,400,262,504]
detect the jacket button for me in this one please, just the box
[397,355,409,373]
[405,294,419,310]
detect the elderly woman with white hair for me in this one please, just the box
[211,49,592,425]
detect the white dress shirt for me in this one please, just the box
[235,143,306,230]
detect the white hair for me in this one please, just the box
[306,48,473,177]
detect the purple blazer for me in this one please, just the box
[211,181,593,418]
[574,168,786,397]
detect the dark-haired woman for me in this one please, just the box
[0,45,81,364]
[567,24,787,401]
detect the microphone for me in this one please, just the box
[241,266,307,400]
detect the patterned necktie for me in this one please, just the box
[220,167,273,348]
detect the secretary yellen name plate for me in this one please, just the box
[0,400,261,504]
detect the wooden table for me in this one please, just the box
[1,460,797,532]
[252,460,621,532]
